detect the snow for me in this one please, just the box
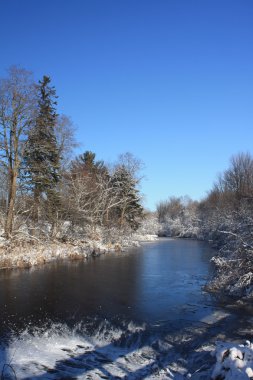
[200,310,230,325]
[0,317,252,380]
[132,234,158,242]
[0,237,148,270]
[0,322,185,379]
[0,316,252,380]
[0,242,97,270]
[211,341,253,379]
[0,217,160,270]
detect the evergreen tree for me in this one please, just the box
[71,151,106,177]
[24,76,60,220]
[111,166,143,230]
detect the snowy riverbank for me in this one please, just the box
[0,233,158,270]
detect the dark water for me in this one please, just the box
[0,238,215,334]
[1,238,252,379]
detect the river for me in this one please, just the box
[0,238,252,379]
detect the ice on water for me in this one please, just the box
[0,322,186,379]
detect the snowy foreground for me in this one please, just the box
[212,341,253,379]
[0,319,253,380]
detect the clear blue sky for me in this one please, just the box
[1,0,253,210]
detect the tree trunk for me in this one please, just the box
[34,187,40,223]
[120,204,126,228]
[5,171,17,239]
[105,208,109,225]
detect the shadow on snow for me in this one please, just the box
[1,311,248,380]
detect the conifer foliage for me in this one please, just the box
[111,165,143,230]
[24,76,60,200]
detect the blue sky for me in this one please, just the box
[1,0,253,210]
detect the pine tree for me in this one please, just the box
[111,166,143,230]
[71,151,106,177]
[24,76,60,221]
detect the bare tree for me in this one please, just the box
[55,114,78,168]
[215,153,253,204]
[0,66,36,238]
[156,196,184,223]
[117,152,144,183]
[61,152,144,235]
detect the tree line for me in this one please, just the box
[157,152,253,300]
[0,66,144,241]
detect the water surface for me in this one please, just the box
[0,238,215,332]
[1,238,248,379]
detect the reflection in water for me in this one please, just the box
[0,238,216,335]
[135,239,215,321]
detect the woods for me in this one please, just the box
[0,67,144,244]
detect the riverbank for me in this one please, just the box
[0,233,158,270]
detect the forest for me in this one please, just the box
[0,66,144,244]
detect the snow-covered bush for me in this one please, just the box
[157,197,200,239]
[212,341,253,379]
[136,212,159,235]
[198,153,253,300]
[204,208,253,299]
